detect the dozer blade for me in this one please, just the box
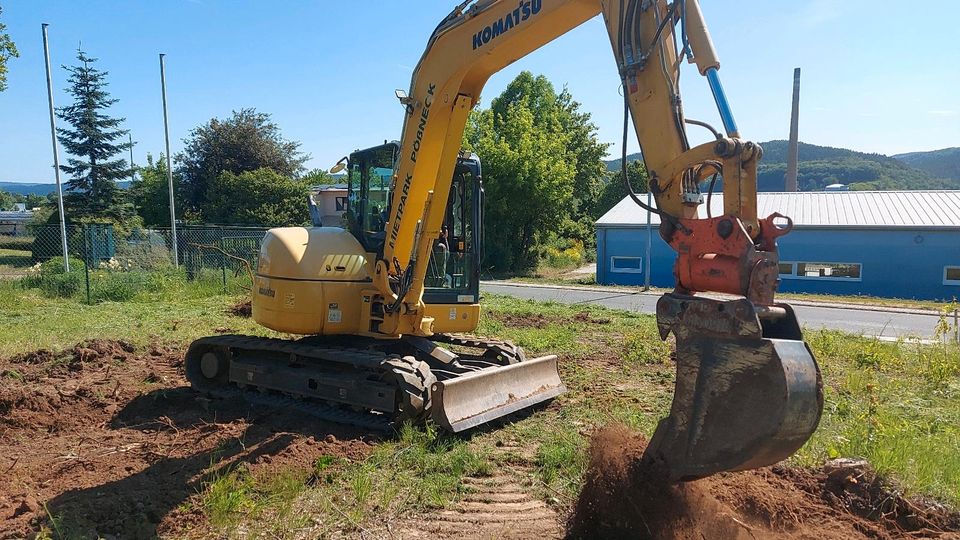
[646,294,823,481]
[431,354,565,432]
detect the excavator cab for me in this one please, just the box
[344,142,483,308]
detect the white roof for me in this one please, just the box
[596,190,960,230]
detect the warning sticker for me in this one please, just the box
[449,308,457,320]
[328,303,342,323]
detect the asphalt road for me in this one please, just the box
[480,282,944,340]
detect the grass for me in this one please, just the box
[795,330,960,502]
[193,423,491,537]
[0,277,265,357]
[1,276,958,534]
[0,247,32,273]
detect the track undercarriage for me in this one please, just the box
[184,333,564,432]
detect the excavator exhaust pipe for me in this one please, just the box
[646,293,823,481]
[431,354,565,432]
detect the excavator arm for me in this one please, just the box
[374,0,823,480]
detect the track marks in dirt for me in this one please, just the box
[392,444,562,540]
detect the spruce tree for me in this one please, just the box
[0,5,20,92]
[56,49,134,224]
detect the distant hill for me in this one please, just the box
[0,181,131,196]
[0,182,57,196]
[603,141,960,191]
[893,147,960,181]
[603,153,643,171]
[754,140,954,191]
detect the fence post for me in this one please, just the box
[954,308,958,344]
[220,232,228,293]
[83,226,91,304]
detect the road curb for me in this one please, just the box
[479,280,944,317]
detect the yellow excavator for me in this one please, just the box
[186,0,823,481]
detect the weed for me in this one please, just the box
[42,503,64,540]
[201,464,254,528]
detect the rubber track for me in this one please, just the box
[185,333,532,432]
[185,334,394,431]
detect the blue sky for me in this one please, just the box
[1,0,958,183]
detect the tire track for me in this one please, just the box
[393,466,563,539]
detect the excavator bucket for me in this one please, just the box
[430,354,565,432]
[646,294,823,481]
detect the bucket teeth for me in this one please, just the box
[647,293,823,481]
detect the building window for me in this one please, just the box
[781,262,862,281]
[611,256,643,273]
[945,266,960,286]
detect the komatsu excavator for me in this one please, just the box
[186,0,823,480]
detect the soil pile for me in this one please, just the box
[228,299,252,318]
[568,425,960,540]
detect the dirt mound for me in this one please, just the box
[492,311,610,329]
[0,340,378,539]
[228,299,252,317]
[568,425,960,540]
[573,311,611,325]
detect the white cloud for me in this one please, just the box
[927,109,958,117]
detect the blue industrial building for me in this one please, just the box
[596,191,960,300]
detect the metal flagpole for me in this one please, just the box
[159,53,179,268]
[41,23,70,271]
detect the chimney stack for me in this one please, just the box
[785,67,801,192]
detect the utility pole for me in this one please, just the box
[785,67,801,192]
[42,24,70,271]
[159,53,179,267]
[644,190,652,291]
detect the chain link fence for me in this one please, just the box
[1,224,269,303]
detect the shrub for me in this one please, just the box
[544,239,585,269]
[90,272,143,303]
[39,271,84,298]
[20,257,87,298]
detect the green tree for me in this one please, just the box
[556,88,610,221]
[0,5,19,92]
[485,72,609,254]
[0,188,13,210]
[129,154,184,227]
[302,168,339,186]
[464,102,575,271]
[176,109,308,217]
[464,72,608,271]
[55,49,134,224]
[596,160,650,218]
[12,192,51,209]
[204,168,310,227]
